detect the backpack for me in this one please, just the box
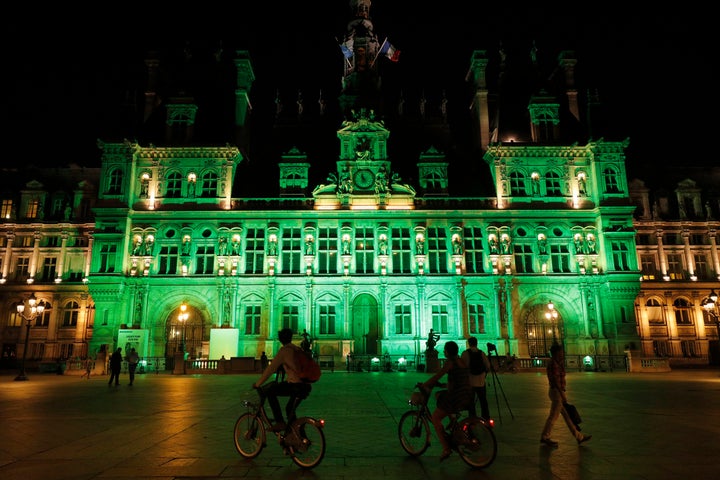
[293,347,322,383]
[469,349,488,375]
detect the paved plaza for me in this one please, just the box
[1,367,719,480]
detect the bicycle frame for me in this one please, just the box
[233,384,326,469]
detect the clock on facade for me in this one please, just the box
[353,169,375,189]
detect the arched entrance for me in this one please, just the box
[165,304,204,359]
[352,294,379,355]
[524,302,564,357]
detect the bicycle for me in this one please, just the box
[233,384,326,469]
[398,382,497,468]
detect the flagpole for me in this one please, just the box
[370,37,387,68]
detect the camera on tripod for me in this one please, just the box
[486,342,497,353]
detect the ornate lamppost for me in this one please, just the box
[545,301,559,347]
[14,293,45,381]
[701,289,720,365]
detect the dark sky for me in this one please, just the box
[5,3,710,176]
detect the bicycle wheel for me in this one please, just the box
[398,410,431,456]
[456,417,497,469]
[287,417,326,469]
[233,413,266,459]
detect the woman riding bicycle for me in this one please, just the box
[421,340,473,461]
[253,328,311,432]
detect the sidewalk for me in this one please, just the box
[1,368,719,479]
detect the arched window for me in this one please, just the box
[545,171,562,196]
[107,168,124,195]
[602,167,620,194]
[673,298,692,325]
[646,298,664,324]
[62,301,80,327]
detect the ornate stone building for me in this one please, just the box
[7,2,712,374]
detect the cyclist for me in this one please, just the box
[421,340,472,461]
[253,328,312,432]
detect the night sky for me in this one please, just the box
[5,3,710,176]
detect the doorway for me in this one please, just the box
[352,294,379,355]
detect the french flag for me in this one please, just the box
[379,38,400,62]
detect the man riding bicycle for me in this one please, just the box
[253,328,312,432]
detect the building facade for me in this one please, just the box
[2,3,715,372]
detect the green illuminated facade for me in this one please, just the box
[11,2,719,373]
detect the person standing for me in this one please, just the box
[126,348,139,386]
[540,344,592,447]
[253,328,312,432]
[461,336,491,420]
[108,347,122,387]
[81,357,93,379]
[421,340,472,461]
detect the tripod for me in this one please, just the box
[486,343,514,423]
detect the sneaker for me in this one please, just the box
[577,434,592,445]
[270,422,287,433]
[540,438,559,447]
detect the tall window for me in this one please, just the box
[510,171,526,196]
[390,227,412,274]
[99,245,116,273]
[463,227,484,274]
[549,244,571,273]
[354,227,374,274]
[319,304,336,334]
[42,257,57,281]
[545,171,562,196]
[673,298,692,325]
[602,167,620,193]
[426,227,447,274]
[26,198,40,219]
[195,245,215,274]
[693,254,710,280]
[646,298,664,324]
[1,199,13,219]
[200,172,218,197]
[281,305,300,332]
[244,229,265,274]
[281,227,302,274]
[640,254,657,280]
[431,304,449,334]
[665,253,684,279]
[36,302,51,327]
[513,244,534,273]
[394,304,412,334]
[62,301,79,327]
[108,168,123,195]
[468,303,485,334]
[15,256,30,280]
[317,227,338,274]
[611,242,632,271]
[166,172,182,198]
[244,305,261,335]
[158,246,178,274]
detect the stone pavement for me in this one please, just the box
[1,367,719,480]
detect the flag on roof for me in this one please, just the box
[379,38,400,62]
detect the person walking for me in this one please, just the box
[81,357,93,379]
[540,343,592,447]
[461,336,491,420]
[108,347,122,387]
[421,340,472,461]
[126,348,139,386]
[253,328,312,432]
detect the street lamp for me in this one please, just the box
[14,293,45,381]
[702,289,720,365]
[178,303,189,353]
[545,301,559,346]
